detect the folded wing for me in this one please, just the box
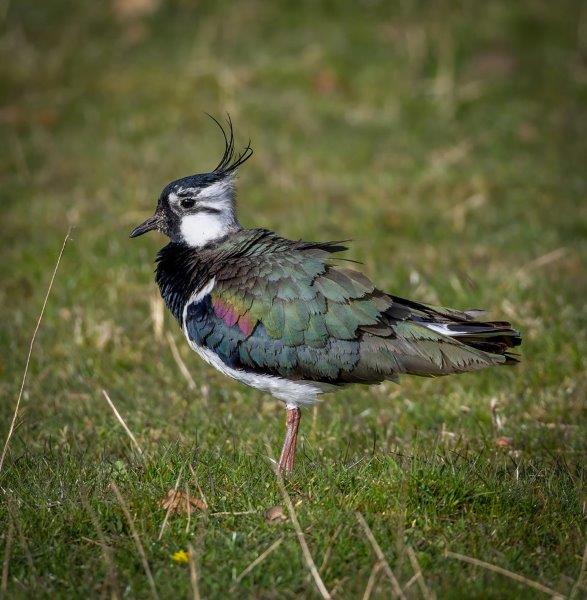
[184,230,520,385]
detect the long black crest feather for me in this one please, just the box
[206,113,253,178]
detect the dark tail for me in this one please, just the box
[388,295,522,366]
[446,321,522,364]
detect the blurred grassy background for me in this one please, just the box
[1,0,586,597]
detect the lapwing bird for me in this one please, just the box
[130,118,521,474]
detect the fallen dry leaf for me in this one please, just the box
[495,436,513,448]
[313,69,338,95]
[160,489,207,514]
[264,505,287,523]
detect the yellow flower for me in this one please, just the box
[171,550,189,564]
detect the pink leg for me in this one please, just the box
[277,406,301,474]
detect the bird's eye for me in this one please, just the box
[180,198,196,209]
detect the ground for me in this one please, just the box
[1,1,586,598]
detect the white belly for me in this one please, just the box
[185,340,331,406]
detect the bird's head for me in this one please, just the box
[130,116,252,247]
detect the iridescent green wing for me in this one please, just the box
[185,230,510,384]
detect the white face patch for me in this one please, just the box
[180,212,232,247]
[174,177,238,247]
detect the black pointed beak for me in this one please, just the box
[130,213,160,238]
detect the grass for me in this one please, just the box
[1,0,586,597]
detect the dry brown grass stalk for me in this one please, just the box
[570,542,587,599]
[0,230,70,474]
[517,247,567,276]
[110,482,158,600]
[102,389,144,456]
[188,463,208,508]
[445,550,564,598]
[166,332,196,390]
[318,524,343,574]
[0,518,14,598]
[305,523,343,585]
[187,543,201,600]
[355,512,406,600]
[407,545,434,599]
[232,536,284,588]
[362,561,383,600]
[271,455,331,599]
[150,293,164,342]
